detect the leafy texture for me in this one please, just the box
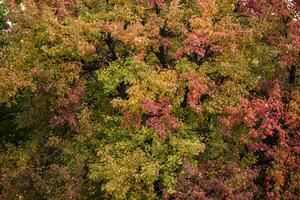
[0,0,299,199]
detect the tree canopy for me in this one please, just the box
[0,0,299,199]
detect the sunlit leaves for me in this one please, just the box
[0,0,299,199]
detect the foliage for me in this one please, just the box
[0,0,299,199]
[0,1,7,30]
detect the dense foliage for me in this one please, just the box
[0,0,299,199]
